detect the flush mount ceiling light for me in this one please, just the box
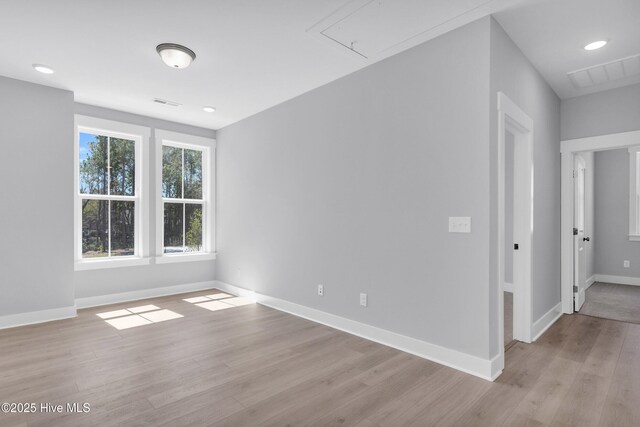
[203,106,216,113]
[32,64,55,74]
[584,40,608,51]
[156,43,196,69]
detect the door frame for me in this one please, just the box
[560,130,640,314]
[573,154,587,311]
[497,92,534,373]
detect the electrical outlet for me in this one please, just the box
[360,293,368,307]
[624,260,630,268]
[318,284,324,296]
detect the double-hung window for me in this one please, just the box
[156,130,215,263]
[629,146,640,241]
[75,116,150,270]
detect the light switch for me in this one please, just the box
[449,217,471,233]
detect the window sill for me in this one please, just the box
[629,235,640,241]
[155,252,217,264]
[75,257,151,271]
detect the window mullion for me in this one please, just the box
[107,200,112,257]
[182,203,186,251]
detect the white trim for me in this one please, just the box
[586,275,596,289]
[629,235,640,241]
[75,256,151,271]
[155,252,216,264]
[155,129,216,262]
[496,92,534,376]
[75,280,216,309]
[503,282,514,293]
[532,302,562,342]
[74,115,151,267]
[561,130,640,314]
[214,280,497,381]
[629,147,640,237]
[593,274,640,287]
[0,306,77,330]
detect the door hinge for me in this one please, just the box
[573,170,576,178]
[573,285,578,292]
[573,228,578,236]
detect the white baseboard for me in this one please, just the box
[75,280,216,309]
[0,305,77,330]
[503,282,514,293]
[532,302,562,341]
[593,274,640,287]
[213,280,496,381]
[586,275,596,289]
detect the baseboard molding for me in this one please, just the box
[0,305,77,330]
[503,282,514,293]
[532,302,562,341]
[586,275,596,289]
[213,280,496,381]
[593,274,640,287]
[75,280,216,309]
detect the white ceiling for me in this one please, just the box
[495,0,640,99]
[1,1,637,130]
[0,0,520,130]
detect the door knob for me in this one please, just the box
[583,237,590,242]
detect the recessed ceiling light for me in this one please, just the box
[156,43,196,69]
[32,64,55,74]
[584,40,607,51]
[203,106,216,113]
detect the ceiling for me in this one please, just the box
[0,1,638,130]
[0,0,519,130]
[495,0,640,99]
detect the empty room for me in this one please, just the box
[1,0,639,425]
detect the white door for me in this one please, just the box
[573,155,587,311]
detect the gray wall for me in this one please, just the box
[583,151,595,280]
[217,18,493,358]
[561,83,640,140]
[73,104,216,299]
[594,149,640,277]
[0,76,75,316]
[489,18,561,356]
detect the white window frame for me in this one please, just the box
[155,129,216,263]
[629,146,640,241]
[74,115,151,270]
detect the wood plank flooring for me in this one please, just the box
[1,289,639,426]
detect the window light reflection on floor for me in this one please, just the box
[96,304,183,330]
[182,292,255,312]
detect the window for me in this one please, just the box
[629,147,640,241]
[156,130,215,263]
[75,116,150,270]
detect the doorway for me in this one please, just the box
[496,92,534,373]
[560,130,640,314]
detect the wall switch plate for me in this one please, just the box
[318,284,324,296]
[624,260,630,268]
[360,293,367,307]
[449,217,471,233]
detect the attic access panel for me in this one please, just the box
[319,0,491,58]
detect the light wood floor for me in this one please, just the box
[1,289,639,426]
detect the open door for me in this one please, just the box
[573,155,587,311]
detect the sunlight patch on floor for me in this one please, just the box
[97,305,183,330]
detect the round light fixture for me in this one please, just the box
[32,64,55,74]
[584,40,607,51]
[203,106,216,113]
[156,43,196,69]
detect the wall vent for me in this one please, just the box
[153,98,182,107]
[568,53,640,89]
